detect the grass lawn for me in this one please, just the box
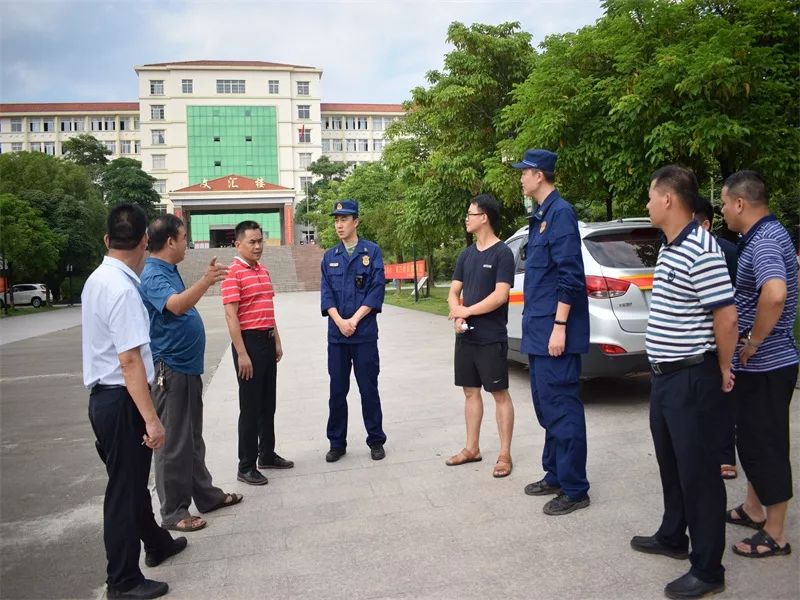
[383,284,451,317]
[0,305,59,319]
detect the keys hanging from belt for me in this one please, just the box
[156,361,167,391]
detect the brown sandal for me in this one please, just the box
[445,448,482,466]
[493,455,512,478]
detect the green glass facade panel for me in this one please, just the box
[186,106,279,184]
[190,212,281,243]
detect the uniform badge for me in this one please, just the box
[540,221,547,233]
[362,255,370,266]
[336,202,343,210]
[329,262,339,267]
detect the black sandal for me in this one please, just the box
[202,492,243,513]
[732,530,792,558]
[726,503,766,530]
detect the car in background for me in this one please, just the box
[506,219,661,378]
[10,283,49,308]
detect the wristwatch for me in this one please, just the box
[744,331,761,349]
[554,319,567,326]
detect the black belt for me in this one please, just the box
[90,383,126,395]
[243,328,275,338]
[650,353,710,376]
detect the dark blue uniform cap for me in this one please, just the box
[510,149,557,172]
[330,199,359,216]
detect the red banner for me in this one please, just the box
[384,260,426,280]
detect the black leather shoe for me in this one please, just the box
[369,444,386,460]
[326,447,346,462]
[237,469,268,485]
[108,579,169,599]
[630,534,689,560]
[257,454,295,469]
[664,572,724,599]
[144,536,187,568]
[542,493,590,515]
[524,478,562,496]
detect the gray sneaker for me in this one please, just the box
[543,493,590,516]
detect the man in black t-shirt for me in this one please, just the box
[446,194,516,478]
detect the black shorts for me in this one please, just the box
[454,338,509,392]
[734,363,798,505]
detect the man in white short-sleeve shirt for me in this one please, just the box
[82,204,185,600]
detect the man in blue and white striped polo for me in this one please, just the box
[720,170,798,560]
[630,165,738,600]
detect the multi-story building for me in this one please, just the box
[0,60,404,247]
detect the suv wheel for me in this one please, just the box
[31,297,42,308]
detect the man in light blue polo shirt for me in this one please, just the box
[140,214,243,534]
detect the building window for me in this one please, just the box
[373,139,384,152]
[214,160,221,167]
[324,116,342,130]
[358,139,369,152]
[30,142,43,152]
[268,80,279,94]
[357,116,368,130]
[298,152,312,168]
[346,139,357,152]
[150,105,165,120]
[298,128,311,143]
[134,140,141,154]
[29,119,41,132]
[104,117,116,131]
[182,79,193,94]
[134,118,140,130]
[91,117,102,131]
[44,142,56,156]
[11,142,23,152]
[119,118,128,131]
[299,176,313,194]
[11,119,22,132]
[151,130,165,145]
[60,118,83,132]
[104,141,116,154]
[321,139,331,152]
[331,139,343,152]
[152,154,166,170]
[43,118,54,132]
[245,136,252,142]
[216,79,245,94]
[345,116,356,130]
[297,105,310,120]
[155,204,168,214]
[297,81,310,96]
[120,140,131,154]
[150,80,164,95]
[153,179,167,194]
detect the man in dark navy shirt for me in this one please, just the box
[511,149,591,516]
[140,214,243,533]
[446,194,516,478]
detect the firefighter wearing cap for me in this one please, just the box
[510,149,591,516]
[320,199,388,463]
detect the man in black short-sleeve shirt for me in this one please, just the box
[446,194,516,478]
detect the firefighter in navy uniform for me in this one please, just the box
[510,149,591,516]
[320,199,388,463]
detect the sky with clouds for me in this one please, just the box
[0,0,604,105]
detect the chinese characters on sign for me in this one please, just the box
[200,179,211,189]
[227,176,238,189]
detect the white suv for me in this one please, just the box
[11,283,49,308]
[505,219,661,378]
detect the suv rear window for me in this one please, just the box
[583,228,661,269]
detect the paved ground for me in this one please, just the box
[0,292,797,599]
[0,305,82,346]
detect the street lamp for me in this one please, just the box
[66,264,74,307]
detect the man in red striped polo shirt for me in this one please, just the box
[222,221,294,486]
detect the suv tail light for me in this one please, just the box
[600,344,627,355]
[585,275,631,299]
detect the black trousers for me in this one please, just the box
[649,355,727,584]
[233,329,277,472]
[88,387,173,591]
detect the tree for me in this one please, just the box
[0,194,61,283]
[295,156,352,236]
[101,157,160,217]
[61,133,111,181]
[488,0,799,231]
[0,151,106,298]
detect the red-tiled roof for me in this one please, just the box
[321,103,404,113]
[0,102,139,114]
[173,175,291,193]
[140,60,316,69]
